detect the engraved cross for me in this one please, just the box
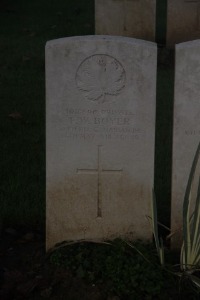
[185,0,200,30]
[77,145,123,218]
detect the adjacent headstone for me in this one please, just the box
[167,0,200,47]
[171,40,200,248]
[95,0,156,41]
[46,36,157,250]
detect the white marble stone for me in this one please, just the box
[171,40,200,248]
[167,0,200,47]
[95,0,156,41]
[46,36,157,250]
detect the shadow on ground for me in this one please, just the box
[0,227,109,300]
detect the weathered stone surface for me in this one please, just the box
[171,40,200,248]
[167,0,200,47]
[95,0,156,41]
[46,36,157,250]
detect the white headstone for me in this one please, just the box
[95,0,156,41]
[46,36,157,250]
[167,0,200,47]
[171,40,200,248]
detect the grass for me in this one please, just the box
[49,239,200,299]
[150,142,200,297]
[181,141,200,273]
[50,239,169,299]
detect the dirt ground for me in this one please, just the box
[0,226,116,300]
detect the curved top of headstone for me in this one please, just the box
[176,39,200,49]
[46,35,157,49]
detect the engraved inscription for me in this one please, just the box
[185,129,200,135]
[76,54,126,103]
[62,108,143,142]
[77,145,123,218]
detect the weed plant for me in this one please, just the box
[151,142,200,295]
[50,239,169,299]
[50,238,200,299]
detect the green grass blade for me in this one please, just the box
[190,177,200,266]
[125,241,153,265]
[189,197,200,267]
[190,275,200,290]
[159,237,165,266]
[151,189,165,266]
[182,141,200,270]
[151,190,159,251]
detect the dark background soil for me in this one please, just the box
[0,227,114,300]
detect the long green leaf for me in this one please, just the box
[190,274,200,289]
[151,189,165,266]
[190,177,200,267]
[182,141,200,270]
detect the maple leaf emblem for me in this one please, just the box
[76,54,126,103]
